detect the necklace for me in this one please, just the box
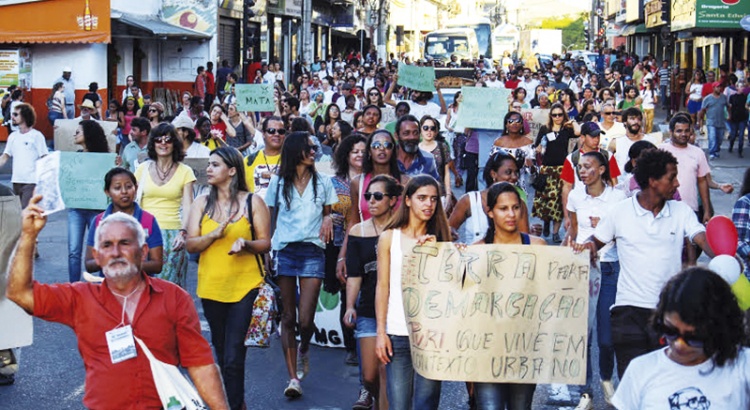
[263,151,278,175]
[110,279,144,299]
[154,161,174,182]
[372,218,388,236]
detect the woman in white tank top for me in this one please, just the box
[375,175,452,409]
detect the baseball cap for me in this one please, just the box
[581,122,606,136]
[624,75,633,81]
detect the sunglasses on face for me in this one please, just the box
[148,109,157,113]
[422,125,437,131]
[307,144,319,153]
[369,92,380,96]
[550,113,564,118]
[155,136,174,144]
[661,325,705,348]
[371,141,394,150]
[265,128,287,135]
[603,111,615,115]
[507,118,522,124]
[364,191,390,201]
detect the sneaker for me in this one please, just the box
[352,387,374,410]
[284,378,302,398]
[574,393,593,410]
[345,350,359,366]
[602,380,616,405]
[296,349,309,380]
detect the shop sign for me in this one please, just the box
[672,0,697,31]
[267,0,302,18]
[615,0,627,23]
[0,48,31,90]
[696,0,750,28]
[645,0,668,28]
[161,0,218,36]
[626,0,643,23]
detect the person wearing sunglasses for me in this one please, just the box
[395,115,440,181]
[244,116,287,200]
[146,101,164,128]
[612,267,750,409]
[492,111,534,191]
[596,102,626,150]
[266,131,338,398]
[418,116,460,210]
[532,103,581,243]
[133,123,193,289]
[343,174,402,409]
[366,86,395,124]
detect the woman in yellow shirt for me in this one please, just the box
[186,146,271,410]
[134,123,195,288]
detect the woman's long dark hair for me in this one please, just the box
[147,123,185,162]
[333,133,366,179]
[581,151,611,186]
[205,146,248,219]
[385,175,450,241]
[362,129,401,180]
[278,131,318,209]
[80,120,110,153]
[366,87,385,107]
[482,182,522,244]
[546,102,569,129]
[324,104,340,125]
[483,151,519,187]
[652,267,748,368]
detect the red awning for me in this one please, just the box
[0,0,110,44]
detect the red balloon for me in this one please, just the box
[706,216,738,256]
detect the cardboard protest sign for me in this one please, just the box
[520,108,549,141]
[398,64,436,92]
[235,84,275,112]
[59,152,118,210]
[456,87,510,130]
[183,157,209,185]
[401,242,590,384]
[53,119,118,152]
[35,151,65,215]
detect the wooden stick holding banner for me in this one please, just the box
[456,87,510,130]
[235,84,275,112]
[397,64,437,92]
[401,242,590,384]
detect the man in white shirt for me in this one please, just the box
[336,84,360,111]
[0,103,49,208]
[54,67,76,119]
[360,68,376,91]
[261,62,276,85]
[485,70,504,88]
[574,148,713,379]
[519,68,539,104]
[317,61,333,79]
[321,78,335,105]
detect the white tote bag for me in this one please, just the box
[134,336,208,410]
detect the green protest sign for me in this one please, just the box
[398,64,436,91]
[235,84,276,112]
[455,87,510,130]
[59,152,118,210]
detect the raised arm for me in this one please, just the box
[6,195,47,314]
[383,74,399,107]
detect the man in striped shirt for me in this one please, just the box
[657,60,671,110]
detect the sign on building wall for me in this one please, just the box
[161,0,218,36]
[672,0,750,30]
[625,0,642,23]
[645,0,668,28]
[266,0,301,18]
[0,49,31,91]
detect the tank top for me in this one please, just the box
[689,83,703,101]
[386,229,409,336]
[467,191,489,243]
[122,111,137,135]
[197,211,263,303]
[358,173,373,222]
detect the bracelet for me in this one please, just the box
[337,257,345,262]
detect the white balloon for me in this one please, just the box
[708,254,741,284]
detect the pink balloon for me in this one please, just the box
[706,216,738,256]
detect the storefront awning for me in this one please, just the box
[331,28,362,40]
[0,0,110,44]
[619,23,648,37]
[112,12,211,40]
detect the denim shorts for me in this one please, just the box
[275,242,325,279]
[355,316,377,339]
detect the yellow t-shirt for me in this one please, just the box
[203,138,221,151]
[135,162,196,230]
[197,213,263,302]
[244,151,281,199]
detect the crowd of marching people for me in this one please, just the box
[2,46,750,410]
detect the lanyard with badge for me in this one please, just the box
[105,283,142,364]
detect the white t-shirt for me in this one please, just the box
[613,134,663,182]
[613,347,750,410]
[567,185,626,262]
[598,121,626,151]
[3,128,49,183]
[641,89,657,110]
[407,101,441,122]
[186,142,211,158]
[594,196,705,309]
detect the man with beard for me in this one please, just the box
[395,115,439,179]
[384,74,446,121]
[608,107,661,180]
[6,205,229,409]
[0,103,48,208]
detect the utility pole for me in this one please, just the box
[302,0,312,65]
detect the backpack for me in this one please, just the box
[729,92,749,122]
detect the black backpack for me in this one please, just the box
[729,92,749,122]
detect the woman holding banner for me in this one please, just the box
[67,120,112,282]
[344,174,402,409]
[472,182,546,409]
[375,175,451,409]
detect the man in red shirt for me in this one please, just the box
[205,61,216,108]
[6,198,229,410]
[195,66,207,99]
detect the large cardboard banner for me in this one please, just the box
[53,119,118,153]
[456,87,510,130]
[235,84,275,112]
[397,64,436,92]
[401,242,590,384]
[520,108,550,141]
[59,152,118,210]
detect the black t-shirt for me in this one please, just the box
[535,125,576,166]
[345,235,378,318]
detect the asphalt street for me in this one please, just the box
[0,107,746,409]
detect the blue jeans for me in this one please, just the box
[707,126,725,157]
[385,335,442,410]
[202,288,259,410]
[473,382,536,410]
[67,208,100,282]
[598,261,619,380]
[659,85,668,109]
[728,121,747,153]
